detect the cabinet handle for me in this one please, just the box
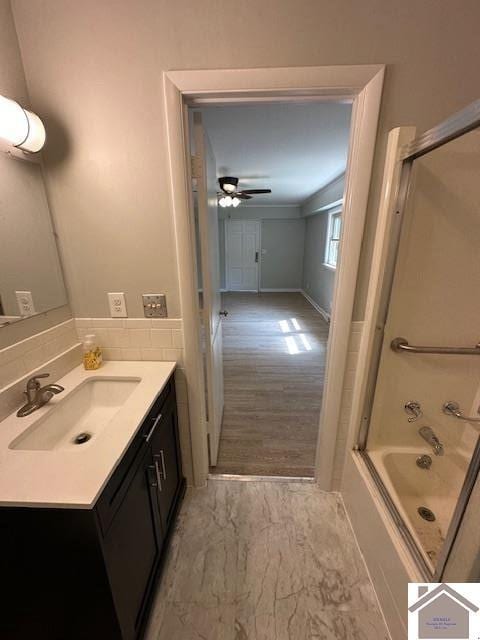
[154,451,167,481]
[154,460,163,492]
[144,413,162,442]
[160,450,167,481]
[147,465,158,488]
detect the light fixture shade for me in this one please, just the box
[0,95,46,153]
[232,197,241,207]
[219,196,227,207]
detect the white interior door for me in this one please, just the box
[193,112,224,466]
[226,220,260,291]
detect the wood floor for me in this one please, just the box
[212,293,329,477]
[144,478,389,640]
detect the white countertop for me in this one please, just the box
[0,361,176,509]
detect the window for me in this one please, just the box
[324,208,342,269]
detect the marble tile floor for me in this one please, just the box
[145,478,390,640]
[213,293,329,477]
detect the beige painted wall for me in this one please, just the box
[261,219,306,290]
[302,213,335,314]
[220,206,302,290]
[10,0,480,321]
[301,175,346,314]
[0,0,71,349]
[300,173,345,217]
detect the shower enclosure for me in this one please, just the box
[358,101,480,579]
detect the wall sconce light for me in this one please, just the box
[0,94,46,153]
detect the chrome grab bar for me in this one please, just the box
[443,401,480,423]
[391,337,480,356]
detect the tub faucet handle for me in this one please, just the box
[405,401,422,422]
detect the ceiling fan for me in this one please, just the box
[218,176,271,207]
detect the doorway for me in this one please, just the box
[225,220,260,292]
[193,101,351,478]
[163,65,384,488]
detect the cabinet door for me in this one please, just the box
[103,446,162,640]
[150,395,182,533]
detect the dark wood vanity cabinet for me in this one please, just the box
[0,376,185,640]
[150,392,182,533]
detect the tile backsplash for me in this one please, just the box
[74,318,184,364]
[0,319,79,390]
[331,320,363,490]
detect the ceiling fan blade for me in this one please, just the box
[236,193,252,200]
[241,189,272,194]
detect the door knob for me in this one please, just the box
[219,310,228,317]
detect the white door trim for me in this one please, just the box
[163,65,385,488]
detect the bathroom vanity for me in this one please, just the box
[0,362,185,640]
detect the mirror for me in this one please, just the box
[0,153,68,327]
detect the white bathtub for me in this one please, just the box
[368,447,469,571]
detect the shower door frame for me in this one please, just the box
[355,99,480,581]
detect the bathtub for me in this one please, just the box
[368,447,469,571]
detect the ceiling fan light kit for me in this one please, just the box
[217,175,272,207]
[219,195,241,208]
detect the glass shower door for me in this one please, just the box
[360,110,480,578]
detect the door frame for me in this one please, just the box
[163,65,385,488]
[225,218,261,292]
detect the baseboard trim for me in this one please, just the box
[301,290,331,323]
[259,288,302,293]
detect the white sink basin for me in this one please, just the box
[10,377,141,451]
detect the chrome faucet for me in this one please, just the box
[418,426,444,456]
[16,373,64,417]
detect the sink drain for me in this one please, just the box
[73,432,92,445]
[418,506,436,522]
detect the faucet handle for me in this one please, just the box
[405,400,422,422]
[26,373,50,390]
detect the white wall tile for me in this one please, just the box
[107,328,130,348]
[129,329,151,348]
[102,348,123,360]
[121,348,142,360]
[172,330,184,348]
[92,318,126,328]
[163,348,183,365]
[73,318,184,364]
[331,321,364,488]
[124,318,151,328]
[151,318,182,329]
[0,319,80,391]
[74,318,90,328]
[140,348,165,361]
[151,329,173,348]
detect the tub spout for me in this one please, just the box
[418,426,444,456]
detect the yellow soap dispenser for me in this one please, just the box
[83,333,103,370]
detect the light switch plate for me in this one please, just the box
[15,291,35,316]
[142,294,167,318]
[108,292,127,317]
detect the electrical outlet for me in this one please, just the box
[108,292,127,317]
[142,294,167,318]
[15,291,35,316]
